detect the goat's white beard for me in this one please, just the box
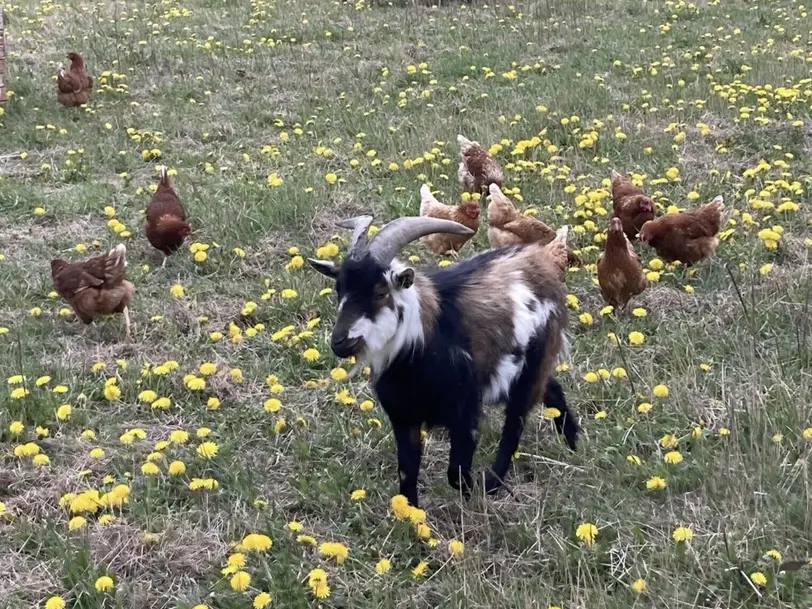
[346,261,425,378]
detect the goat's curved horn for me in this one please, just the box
[336,215,374,256]
[368,217,474,266]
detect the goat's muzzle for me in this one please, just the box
[331,334,364,358]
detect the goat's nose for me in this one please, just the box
[331,335,361,358]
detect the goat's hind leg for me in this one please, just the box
[484,379,535,495]
[545,378,579,450]
[447,414,480,498]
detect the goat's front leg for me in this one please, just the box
[393,423,422,508]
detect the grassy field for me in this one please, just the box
[1,0,812,606]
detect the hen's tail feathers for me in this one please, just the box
[110,243,127,268]
[419,183,434,216]
[554,225,570,245]
[610,169,621,180]
[714,195,733,226]
[158,165,170,187]
[488,183,503,197]
[456,134,473,153]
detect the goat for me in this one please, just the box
[309,215,579,507]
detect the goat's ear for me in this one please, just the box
[307,258,338,280]
[394,267,415,290]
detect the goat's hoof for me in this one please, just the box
[447,469,473,497]
[483,473,503,495]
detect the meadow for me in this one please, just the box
[1,0,812,606]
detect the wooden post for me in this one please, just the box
[0,10,6,104]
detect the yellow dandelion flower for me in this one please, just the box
[664,451,683,464]
[199,363,217,376]
[242,533,273,552]
[411,561,429,578]
[631,578,646,593]
[646,476,666,490]
[196,442,219,459]
[170,284,185,297]
[94,576,114,592]
[449,539,464,555]
[253,592,272,609]
[168,461,186,476]
[151,397,171,409]
[230,571,251,592]
[56,404,72,420]
[330,367,348,381]
[652,384,669,398]
[45,597,66,609]
[672,526,693,542]
[350,489,366,501]
[750,571,767,586]
[628,331,645,345]
[319,541,349,564]
[68,516,87,531]
[576,522,599,546]
[375,558,391,574]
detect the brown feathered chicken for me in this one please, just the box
[542,225,570,282]
[610,170,655,241]
[145,166,191,265]
[56,52,93,107]
[487,184,581,266]
[597,217,648,310]
[418,184,479,257]
[51,244,134,337]
[457,134,503,195]
[639,195,728,265]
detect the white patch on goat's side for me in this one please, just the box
[507,282,556,349]
[482,354,524,404]
[337,296,347,314]
[351,258,426,376]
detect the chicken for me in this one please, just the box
[487,184,581,266]
[639,195,728,265]
[418,184,479,257]
[610,170,655,241]
[56,52,93,107]
[144,165,191,265]
[457,134,503,195]
[597,217,648,310]
[51,244,134,337]
[542,225,570,282]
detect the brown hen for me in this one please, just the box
[487,184,581,266]
[610,170,655,240]
[542,225,571,282]
[57,52,93,107]
[597,217,648,310]
[418,184,479,257]
[145,166,191,265]
[639,195,728,265]
[457,134,503,195]
[51,244,134,337]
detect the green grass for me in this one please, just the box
[1,0,812,606]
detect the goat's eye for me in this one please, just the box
[374,290,388,301]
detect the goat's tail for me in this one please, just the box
[544,378,579,451]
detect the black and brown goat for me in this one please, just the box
[309,216,579,507]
